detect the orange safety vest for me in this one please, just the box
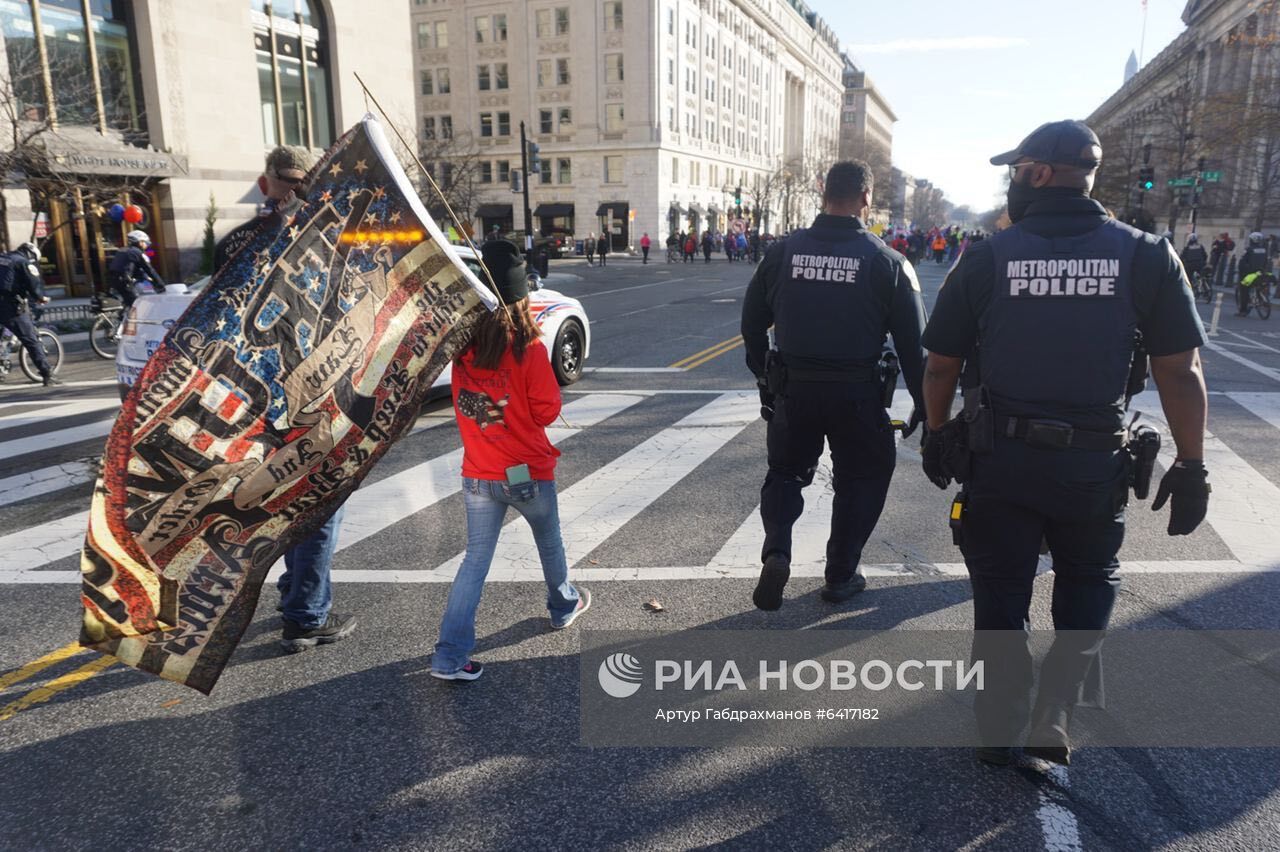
[932,236,946,251]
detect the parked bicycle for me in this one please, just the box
[1237,271,1274,320]
[1189,269,1214,303]
[0,299,64,383]
[89,293,125,359]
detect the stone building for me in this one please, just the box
[837,54,895,198]
[0,0,415,296]
[410,0,845,249]
[1087,0,1280,241]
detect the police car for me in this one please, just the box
[114,245,590,399]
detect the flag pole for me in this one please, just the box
[1138,0,1149,67]
[352,71,505,307]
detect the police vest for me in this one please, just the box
[980,220,1140,431]
[0,255,15,296]
[773,228,889,369]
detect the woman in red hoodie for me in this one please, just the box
[432,240,590,681]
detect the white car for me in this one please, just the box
[115,245,590,400]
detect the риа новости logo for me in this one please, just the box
[597,652,643,698]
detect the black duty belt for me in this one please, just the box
[996,415,1127,452]
[785,365,878,384]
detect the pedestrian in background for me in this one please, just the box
[584,233,596,266]
[432,239,591,682]
[684,232,697,263]
[640,232,651,264]
[702,230,714,263]
[598,231,609,267]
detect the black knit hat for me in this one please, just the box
[479,239,528,303]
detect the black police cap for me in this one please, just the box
[990,120,1102,169]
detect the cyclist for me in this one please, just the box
[0,242,60,386]
[1181,234,1208,290]
[107,230,166,312]
[1236,232,1271,316]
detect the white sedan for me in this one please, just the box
[115,245,590,400]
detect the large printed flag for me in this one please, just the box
[78,116,499,693]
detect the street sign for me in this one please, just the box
[1167,177,1195,187]
[1202,170,1221,182]
[1169,172,1222,188]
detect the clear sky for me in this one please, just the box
[810,0,1191,214]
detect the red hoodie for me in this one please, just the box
[452,339,562,480]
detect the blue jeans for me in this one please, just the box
[433,478,580,674]
[277,505,345,628]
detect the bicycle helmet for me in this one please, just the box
[1186,233,1198,245]
[126,229,150,247]
[16,241,39,260]
[1248,231,1264,245]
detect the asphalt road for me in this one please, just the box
[1,249,1278,851]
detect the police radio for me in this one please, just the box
[878,350,900,409]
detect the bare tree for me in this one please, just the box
[1213,7,1280,230]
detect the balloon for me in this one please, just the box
[123,204,144,224]
[108,204,125,222]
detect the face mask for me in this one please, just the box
[1006,179,1040,223]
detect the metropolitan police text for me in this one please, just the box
[1006,258,1121,297]
[789,253,863,283]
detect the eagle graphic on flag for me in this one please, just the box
[78,116,499,693]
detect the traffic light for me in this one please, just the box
[1138,166,1155,192]
[527,141,542,178]
[734,186,742,207]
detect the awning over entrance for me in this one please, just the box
[707,204,721,215]
[596,201,628,218]
[476,203,513,218]
[534,202,574,218]
[668,202,686,215]
[36,126,187,178]
[687,203,705,216]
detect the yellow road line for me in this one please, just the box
[682,339,744,370]
[0,655,116,723]
[670,335,742,369]
[0,642,86,692]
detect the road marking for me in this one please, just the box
[0,419,112,460]
[0,654,115,723]
[0,378,117,394]
[1133,390,1280,567]
[681,339,744,370]
[1203,340,1280,384]
[1036,764,1083,852]
[0,641,86,691]
[1226,391,1280,432]
[578,277,693,298]
[0,458,98,507]
[429,392,759,580]
[584,367,688,373]
[0,397,118,429]
[669,336,741,369]
[0,510,90,571]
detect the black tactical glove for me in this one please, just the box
[1151,459,1210,536]
[757,380,775,423]
[901,406,924,439]
[921,426,950,489]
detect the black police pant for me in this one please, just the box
[760,381,895,584]
[0,302,52,376]
[961,436,1127,745]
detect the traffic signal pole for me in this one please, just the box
[519,121,533,251]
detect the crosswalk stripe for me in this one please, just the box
[1226,391,1280,432]
[430,391,759,580]
[0,511,88,571]
[2,560,1271,585]
[330,393,645,553]
[1132,390,1280,567]
[0,458,98,507]
[1204,340,1280,384]
[0,398,118,430]
[0,420,112,461]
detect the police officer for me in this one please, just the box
[0,242,60,386]
[1236,231,1271,315]
[920,121,1210,765]
[107,230,166,311]
[741,160,927,611]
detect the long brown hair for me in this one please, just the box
[463,297,541,370]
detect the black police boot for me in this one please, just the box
[752,553,790,611]
[42,372,62,387]
[820,571,867,603]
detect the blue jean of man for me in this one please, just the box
[433,478,581,674]
[277,504,345,628]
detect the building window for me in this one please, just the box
[604,155,623,184]
[254,0,333,148]
[667,8,674,35]
[494,14,508,41]
[537,7,570,37]
[537,60,551,88]
[417,22,431,48]
[437,68,451,93]
[480,113,493,137]
[604,1,623,31]
[671,156,679,184]
[423,116,436,140]
[440,115,452,138]
[420,70,433,95]
[497,160,510,181]
[418,19,448,48]
[555,7,570,34]
[479,161,493,183]
[477,65,491,91]
[475,15,490,43]
[539,109,554,134]
[495,63,509,90]
[497,111,510,136]
[538,159,552,183]
[435,21,449,47]
[605,103,624,133]
[558,158,572,184]
[605,53,623,83]
[558,107,573,129]
[667,58,674,85]
[556,58,571,85]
